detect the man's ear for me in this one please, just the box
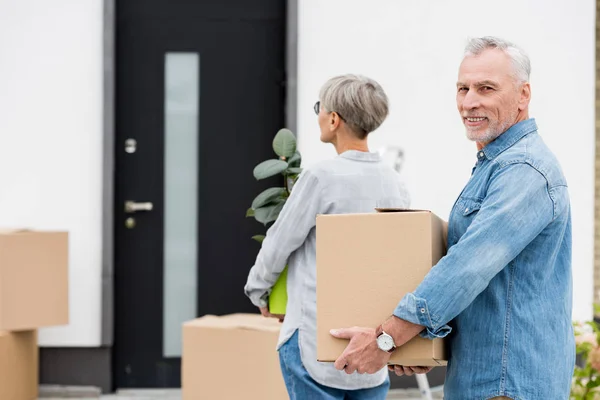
[518,82,531,111]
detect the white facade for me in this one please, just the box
[0,0,104,346]
[297,0,596,321]
[0,0,595,348]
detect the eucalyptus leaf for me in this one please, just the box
[288,151,302,167]
[286,167,302,175]
[253,159,289,180]
[246,207,255,217]
[251,187,286,209]
[272,129,296,158]
[252,235,265,244]
[254,201,285,225]
[266,201,285,223]
[254,205,275,224]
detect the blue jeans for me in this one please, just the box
[278,330,390,400]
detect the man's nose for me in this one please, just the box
[462,90,481,110]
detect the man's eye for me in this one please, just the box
[458,87,468,92]
[482,86,493,91]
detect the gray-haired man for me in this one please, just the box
[331,37,574,400]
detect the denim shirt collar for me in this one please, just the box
[338,150,381,162]
[480,118,538,161]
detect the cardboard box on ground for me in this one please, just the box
[0,231,69,400]
[0,331,38,400]
[182,314,288,400]
[317,209,448,367]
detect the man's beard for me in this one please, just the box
[465,109,519,144]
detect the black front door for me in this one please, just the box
[114,0,286,388]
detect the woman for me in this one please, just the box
[244,74,410,399]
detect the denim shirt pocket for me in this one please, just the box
[449,197,482,245]
[461,198,482,217]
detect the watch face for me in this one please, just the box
[377,333,394,351]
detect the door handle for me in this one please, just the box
[125,201,154,213]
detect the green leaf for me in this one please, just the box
[286,167,302,175]
[246,207,255,217]
[267,201,285,222]
[254,201,285,225]
[252,235,265,244]
[587,376,600,389]
[288,151,302,167]
[251,187,286,209]
[253,159,289,180]
[272,129,296,158]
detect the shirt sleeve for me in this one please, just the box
[244,169,323,307]
[393,162,556,339]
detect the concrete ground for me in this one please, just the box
[38,386,445,399]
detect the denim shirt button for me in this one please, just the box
[420,308,426,313]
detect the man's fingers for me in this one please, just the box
[410,366,433,374]
[330,327,359,339]
[388,365,432,376]
[333,355,347,371]
[391,365,405,376]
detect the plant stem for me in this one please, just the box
[283,173,289,195]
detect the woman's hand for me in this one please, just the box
[259,306,285,323]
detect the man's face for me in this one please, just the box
[456,49,525,145]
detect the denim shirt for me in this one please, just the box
[394,119,574,400]
[245,150,410,390]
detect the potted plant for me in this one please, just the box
[246,128,302,315]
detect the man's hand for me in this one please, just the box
[388,365,433,376]
[330,316,427,375]
[330,327,390,374]
[259,306,285,323]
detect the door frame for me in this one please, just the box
[103,0,298,392]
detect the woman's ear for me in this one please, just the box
[330,112,342,130]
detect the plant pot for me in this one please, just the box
[269,266,288,315]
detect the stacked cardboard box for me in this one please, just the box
[182,313,288,400]
[0,231,69,400]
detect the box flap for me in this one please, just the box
[184,313,280,333]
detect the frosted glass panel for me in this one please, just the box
[163,52,199,357]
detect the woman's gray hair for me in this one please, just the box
[464,36,531,83]
[319,74,389,138]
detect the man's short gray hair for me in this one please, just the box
[319,74,389,137]
[464,36,531,83]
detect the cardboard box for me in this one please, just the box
[0,330,38,400]
[0,230,68,331]
[317,210,448,366]
[182,313,288,400]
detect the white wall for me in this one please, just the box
[297,0,596,321]
[0,0,103,346]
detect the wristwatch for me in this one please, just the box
[375,324,397,353]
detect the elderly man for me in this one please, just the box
[331,37,575,399]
